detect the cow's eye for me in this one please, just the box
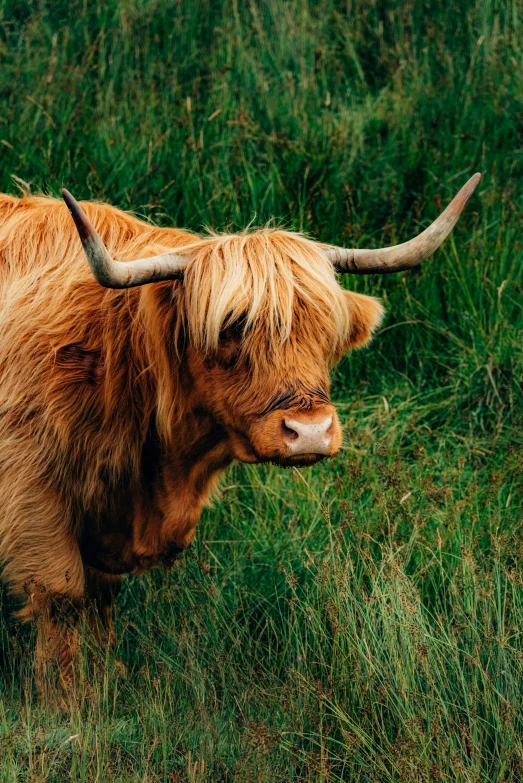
[219,321,244,343]
[212,321,245,368]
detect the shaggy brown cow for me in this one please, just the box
[0,173,479,695]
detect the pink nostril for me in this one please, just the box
[281,415,334,456]
[281,420,299,442]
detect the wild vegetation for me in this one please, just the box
[0,0,523,780]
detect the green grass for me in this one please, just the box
[1,0,523,780]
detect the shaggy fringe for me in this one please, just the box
[174,229,353,355]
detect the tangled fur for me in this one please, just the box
[0,191,383,690]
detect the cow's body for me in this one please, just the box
[0,192,384,693]
[0,173,478,696]
[0,195,209,596]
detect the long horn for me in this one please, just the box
[327,172,481,274]
[62,189,189,288]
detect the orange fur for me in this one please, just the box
[0,192,384,688]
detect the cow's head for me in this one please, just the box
[173,231,384,467]
[63,173,480,467]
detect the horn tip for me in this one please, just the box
[466,172,482,194]
[62,187,94,245]
[457,171,482,208]
[62,188,82,218]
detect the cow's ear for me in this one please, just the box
[344,291,385,350]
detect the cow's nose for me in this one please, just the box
[281,415,333,455]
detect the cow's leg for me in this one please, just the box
[34,572,122,702]
[35,595,84,701]
[84,567,122,648]
[0,484,86,700]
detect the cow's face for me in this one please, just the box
[184,290,382,467]
[180,231,384,467]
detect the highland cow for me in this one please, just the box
[0,173,480,694]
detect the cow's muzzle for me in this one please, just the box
[243,405,343,467]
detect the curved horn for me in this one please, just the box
[62,189,189,288]
[327,172,481,274]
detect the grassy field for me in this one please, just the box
[1,0,523,780]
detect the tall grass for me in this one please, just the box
[0,0,522,780]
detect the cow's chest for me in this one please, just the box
[78,420,231,576]
[78,475,204,576]
[80,526,184,575]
